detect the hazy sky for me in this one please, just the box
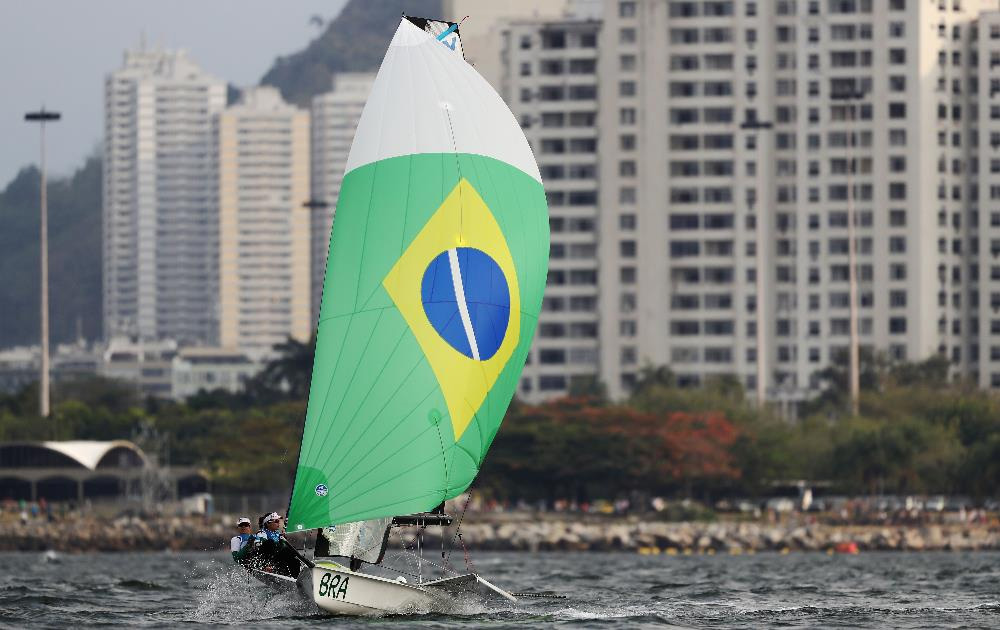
[0,0,348,185]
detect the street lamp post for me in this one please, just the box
[302,199,330,212]
[741,118,773,408]
[24,107,61,419]
[831,90,866,416]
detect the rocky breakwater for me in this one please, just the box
[1,516,229,552]
[414,517,1000,553]
[2,514,998,553]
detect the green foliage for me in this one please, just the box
[260,0,442,107]
[0,157,103,349]
[3,351,1000,500]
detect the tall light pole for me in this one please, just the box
[24,107,61,418]
[302,199,330,212]
[831,90,865,416]
[741,118,773,408]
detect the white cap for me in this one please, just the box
[263,512,281,524]
[237,516,251,526]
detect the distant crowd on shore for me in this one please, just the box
[1,497,63,524]
[449,493,999,528]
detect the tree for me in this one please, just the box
[245,336,315,402]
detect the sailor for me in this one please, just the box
[255,512,284,543]
[230,516,255,564]
[250,512,302,578]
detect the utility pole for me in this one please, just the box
[831,90,865,416]
[24,107,61,418]
[740,118,773,408]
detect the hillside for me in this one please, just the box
[260,0,441,106]
[0,157,103,348]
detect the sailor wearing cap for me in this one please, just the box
[255,512,284,543]
[230,516,254,563]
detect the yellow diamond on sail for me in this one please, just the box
[382,178,521,442]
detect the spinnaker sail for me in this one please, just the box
[287,17,549,532]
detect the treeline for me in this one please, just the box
[2,341,999,500]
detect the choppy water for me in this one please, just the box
[0,550,997,628]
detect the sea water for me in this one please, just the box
[0,550,997,628]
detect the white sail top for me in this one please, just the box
[344,19,541,183]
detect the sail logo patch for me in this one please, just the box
[315,484,329,497]
[383,179,521,441]
[421,247,510,361]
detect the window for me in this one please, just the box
[889,317,907,334]
[889,102,906,118]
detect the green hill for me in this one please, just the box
[260,0,441,106]
[0,157,103,348]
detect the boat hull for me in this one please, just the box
[310,561,517,616]
[311,561,438,615]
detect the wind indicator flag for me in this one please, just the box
[287,18,548,531]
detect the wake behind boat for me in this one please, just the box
[271,13,550,616]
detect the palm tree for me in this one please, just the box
[249,336,315,401]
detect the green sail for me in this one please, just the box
[287,20,548,532]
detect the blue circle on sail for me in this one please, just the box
[421,247,510,361]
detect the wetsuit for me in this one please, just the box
[246,529,301,578]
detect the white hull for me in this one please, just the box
[311,561,516,616]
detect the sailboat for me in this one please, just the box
[283,15,550,615]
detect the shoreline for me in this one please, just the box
[2,514,997,553]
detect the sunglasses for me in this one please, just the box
[237,523,251,528]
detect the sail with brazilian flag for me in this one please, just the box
[286,16,549,533]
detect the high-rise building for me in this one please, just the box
[502,17,604,401]
[309,73,375,323]
[504,0,1000,403]
[443,0,573,88]
[103,48,226,345]
[216,87,311,359]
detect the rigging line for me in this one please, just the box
[444,109,465,239]
[307,322,413,473]
[417,33,465,238]
[396,540,459,576]
[444,490,472,566]
[433,403,451,496]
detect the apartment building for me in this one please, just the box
[503,17,604,400]
[216,87,311,360]
[504,0,1000,403]
[103,48,226,345]
[309,73,375,323]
